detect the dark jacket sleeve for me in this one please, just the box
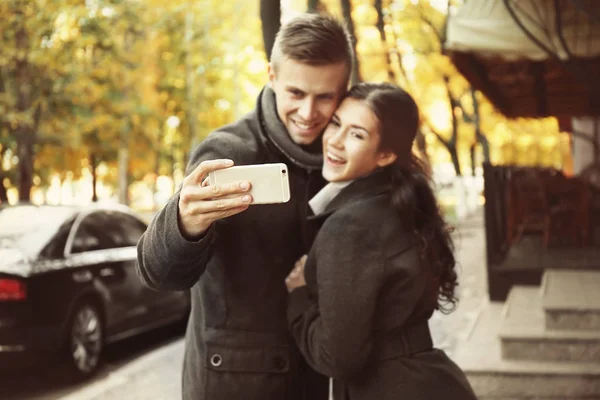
[287,210,385,380]
[136,131,254,291]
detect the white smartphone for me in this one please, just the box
[208,163,291,204]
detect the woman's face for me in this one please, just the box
[322,98,396,182]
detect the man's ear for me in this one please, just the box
[377,151,397,168]
[268,63,276,85]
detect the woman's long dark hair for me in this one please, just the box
[346,83,458,313]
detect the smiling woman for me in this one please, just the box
[286,82,477,400]
[322,97,396,182]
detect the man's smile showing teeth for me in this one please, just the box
[293,120,317,130]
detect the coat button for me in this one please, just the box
[273,355,287,371]
[210,354,223,367]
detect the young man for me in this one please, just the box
[136,14,353,400]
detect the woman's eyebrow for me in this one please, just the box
[349,124,369,135]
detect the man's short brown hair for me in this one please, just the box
[270,13,354,78]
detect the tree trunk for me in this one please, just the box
[90,152,98,202]
[0,180,8,204]
[185,5,197,150]
[170,151,178,196]
[17,131,34,202]
[415,129,430,171]
[471,89,490,164]
[153,133,164,210]
[307,0,321,12]
[448,148,461,177]
[443,76,461,176]
[384,21,430,166]
[374,0,396,83]
[589,119,598,166]
[341,0,361,85]
[260,0,281,61]
[0,146,7,204]
[118,31,134,206]
[118,142,129,205]
[14,22,35,203]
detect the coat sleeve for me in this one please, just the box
[287,210,384,380]
[135,131,253,291]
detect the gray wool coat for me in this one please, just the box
[136,86,329,400]
[288,170,478,400]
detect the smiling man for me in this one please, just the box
[269,58,347,146]
[136,13,353,400]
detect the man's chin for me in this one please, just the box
[290,132,320,146]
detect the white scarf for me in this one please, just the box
[308,181,352,215]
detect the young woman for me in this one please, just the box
[285,82,477,399]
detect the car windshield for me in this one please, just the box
[0,205,77,259]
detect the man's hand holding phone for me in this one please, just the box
[178,159,252,239]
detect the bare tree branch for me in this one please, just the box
[341,0,361,84]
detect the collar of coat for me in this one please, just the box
[310,168,393,219]
[257,85,323,171]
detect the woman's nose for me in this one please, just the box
[327,128,345,148]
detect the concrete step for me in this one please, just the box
[542,269,600,330]
[500,286,600,363]
[452,302,600,399]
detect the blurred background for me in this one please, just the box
[0,0,573,220]
[2,1,600,399]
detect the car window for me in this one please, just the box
[110,212,147,247]
[70,211,147,253]
[40,216,77,259]
[71,212,120,253]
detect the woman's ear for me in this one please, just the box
[377,151,397,168]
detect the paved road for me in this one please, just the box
[0,325,185,400]
[1,209,488,400]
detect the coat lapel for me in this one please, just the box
[304,169,393,248]
[321,169,392,215]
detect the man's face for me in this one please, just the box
[269,58,348,145]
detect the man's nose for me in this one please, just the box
[298,98,316,120]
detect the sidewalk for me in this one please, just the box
[429,207,489,358]
[63,341,184,400]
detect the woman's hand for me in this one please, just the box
[285,255,307,293]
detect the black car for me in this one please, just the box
[0,204,189,378]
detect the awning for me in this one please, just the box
[444,0,600,118]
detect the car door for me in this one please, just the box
[69,211,148,336]
[112,211,189,325]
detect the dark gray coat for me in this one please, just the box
[288,170,477,400]
[136,86,329,400]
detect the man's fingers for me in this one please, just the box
[181,180,251,203]
[188,159,234,184]
[186,195,253,215]
[205,180,251,199]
